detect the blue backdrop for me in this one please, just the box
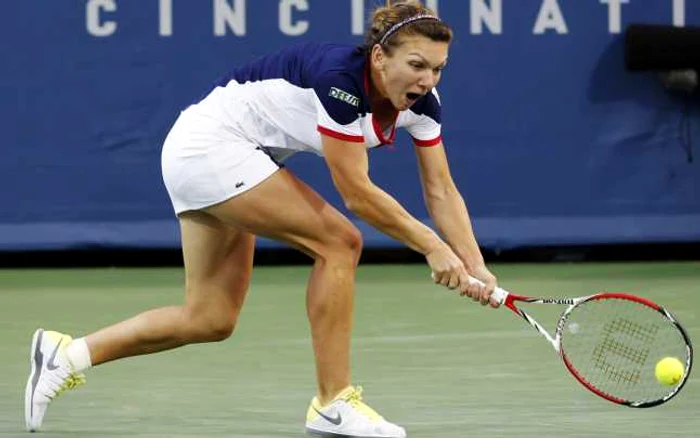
[1,0,699,250]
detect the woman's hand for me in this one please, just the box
[460,264,499,307]
[426,242,469,291]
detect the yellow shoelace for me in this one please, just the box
[55,374,86,398]
[343,386,382,421]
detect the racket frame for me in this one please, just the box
[488,285,693,408]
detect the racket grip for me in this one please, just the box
[490,287,509,304]
[468,276,509,304]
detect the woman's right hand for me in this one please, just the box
[426,242,469,291]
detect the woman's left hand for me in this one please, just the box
[460,264,499,307]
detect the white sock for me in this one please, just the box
[65,338,93,372]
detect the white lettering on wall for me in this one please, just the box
[673,0,685,26]
[533,0,568,35]
[351,0,364,36]
[425,0,439,15]
[86,0,117,37]
[214,0,246,36]
[82,1,691,38]
[600,0,629,34]
[471,0,502,35]
[159,0,173,36]
[279,0,309,36]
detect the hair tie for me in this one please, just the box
[379,14,441,46]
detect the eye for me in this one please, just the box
[409,61,424,70]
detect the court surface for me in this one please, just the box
[1,262,698,437]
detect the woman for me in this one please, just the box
[25,2,498,437]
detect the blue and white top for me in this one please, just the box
[191,42,443,158]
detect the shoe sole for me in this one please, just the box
[306,427,397,438]
[24,329,44,432]
[306,428,353,437]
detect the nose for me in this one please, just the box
[418,70,438,91]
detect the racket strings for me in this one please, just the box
[591,318,656,376]
[561,298,688,404]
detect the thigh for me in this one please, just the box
[203,168,359,257]
[179,210,255,317]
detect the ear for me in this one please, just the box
[371,44,386,70]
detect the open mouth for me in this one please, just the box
[406,92,421,102]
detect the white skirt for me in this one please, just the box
[161,107,280,214]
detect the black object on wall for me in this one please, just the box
[625,24,700,93]
[625,24,700,71]
[624,24,698,163]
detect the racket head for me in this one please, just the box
[557,293,692,408]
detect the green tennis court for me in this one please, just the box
[1,262,698,437]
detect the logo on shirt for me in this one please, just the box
[329,87,359,107]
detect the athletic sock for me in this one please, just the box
[65,337,93,372]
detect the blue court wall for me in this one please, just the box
[1,0,699,251]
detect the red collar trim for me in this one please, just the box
[372,115,398,145]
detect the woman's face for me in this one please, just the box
[372,35,449,111]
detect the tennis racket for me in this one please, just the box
[470,277,693,408]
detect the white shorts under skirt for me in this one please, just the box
[161,107,280,214]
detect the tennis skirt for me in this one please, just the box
[161,107,280,214]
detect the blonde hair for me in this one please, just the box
[364,1,452,53]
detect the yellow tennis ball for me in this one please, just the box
[655,357,684,386]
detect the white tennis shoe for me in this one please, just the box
[24,329,86,432]
[305,386,406,438]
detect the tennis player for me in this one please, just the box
[25,1,498,436]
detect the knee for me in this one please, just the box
[318,221,363,265]
[182,306,237,343]
[203,318,236,342]
[344,225,363,261]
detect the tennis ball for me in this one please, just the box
[655,357,684,386]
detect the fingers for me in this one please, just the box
[484,277,499,307]
[433,269,501,309]
[425,241,500,308]
[480,287,491,305]
[427,243,465,291]
[432,270,462,290]
[459,278,480,299]
[455,272,500,307]
[466,277,495,306]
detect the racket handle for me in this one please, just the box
[490,287,509,304]
[468,276,509,304]
[430,273,510,304]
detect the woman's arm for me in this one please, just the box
[413,142,482,264]
[414,141,498,303]
[322,134,439,253]
[322,134,467,289]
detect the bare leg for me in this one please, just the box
[304,233,363,402]
[86,211,255,365]
[80,166,361,407]
[204,170,362,405]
